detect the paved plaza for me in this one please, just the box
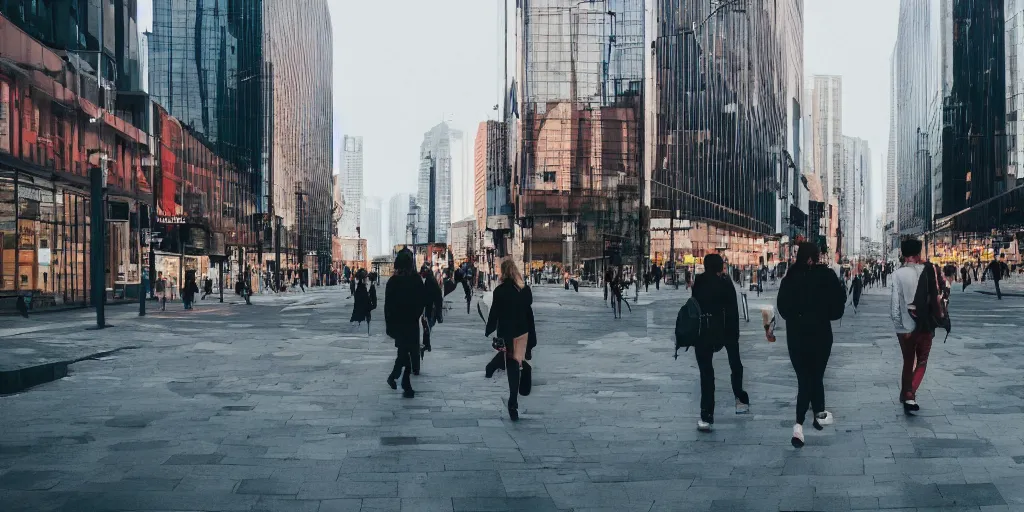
[1,280,1023,511]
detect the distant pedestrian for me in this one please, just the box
[986,258,1004,300]
[848,274,863,313]
[351,269,377,334]
[202,277,213,300]
[385,250,426,398]
[182,273,199,310]
[349,271,357,298]
[156,272,168,311]
[777,243,846,447]
[485,258,536,421]
[691,254,747,432]
[420,264,444,361]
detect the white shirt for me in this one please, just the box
[890,263,924,334]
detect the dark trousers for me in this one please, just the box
[389,337,418,390]
[788,339,832,425]
[994,280,1002,300]
[485,352,522,409]
[897,331,933,402]
[655,279,660,290]
[694,339,747,416]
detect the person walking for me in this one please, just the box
[202,276,213,300]
[890,239,944,415]
[385,250,426,398]
[777,243,846,447]
[986,257,1003,300]
[960,265,971,292]
[420,264,444,361]
[156,272,168,311]
[351,269,377,334]
[485,258,536,421]
[182,273,199,310]
[691,254,749,432]
[848,273,863,314]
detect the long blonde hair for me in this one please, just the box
[500,258,525,290]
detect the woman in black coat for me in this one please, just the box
[777,242,847,448]
[691,254,745,432]
[385,250,428,398]
[484,258,536,421]
[350,269,377,334]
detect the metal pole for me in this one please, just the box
[219,260,224,302]
[90,167,106,328]
[139,226,146,317]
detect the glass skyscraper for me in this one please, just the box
[148,0,333,280]
[511,0,645,273]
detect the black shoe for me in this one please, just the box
[903,400,920,414]
[403,389,415,399]
[387,377,397,390]
[508,406,519,422]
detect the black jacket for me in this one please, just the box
[423,275,444,323]
[691,272,740,348]
[486,280,536,347]
[351,282,376,323]
[385,273,427,343]
[777,264,846,347]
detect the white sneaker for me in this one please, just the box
[697,419,712,432]
[815,411,834,426]
[736,400,750,415]
[791,424,805,448]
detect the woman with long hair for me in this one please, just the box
[485,258,536,421]
[777,242,846,447]
[385,249,427,398]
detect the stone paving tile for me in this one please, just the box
[1,285,1023,511]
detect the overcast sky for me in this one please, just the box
[804,0,900,225]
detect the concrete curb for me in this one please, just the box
[0,346,139,395]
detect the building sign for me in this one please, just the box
[0,81,8,153]
[157,215,186,224]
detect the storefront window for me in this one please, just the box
[0,175,14,290]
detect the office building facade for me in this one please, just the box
[339,135,363,238]
[361,196,382,257]
[650,0,791,266]
[415,122,453,244]
[149,0,334,282]
[1,3,150,310]
[388,193,410,251]
[512,0,644,273]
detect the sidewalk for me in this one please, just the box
[0,285,343,395]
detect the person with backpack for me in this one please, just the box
[684,254,747,432]
[777,243,846,447]
[890,239,949,415]
[350,269,377,334]
[485,258,536,421]
[385,250,427,398]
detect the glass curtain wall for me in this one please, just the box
[516,0,645,271]
[651,0,786,238]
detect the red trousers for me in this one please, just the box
[897,331,934,402]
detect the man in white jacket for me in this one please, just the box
[889,239,930,414]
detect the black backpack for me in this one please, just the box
[910,263,952,341]
[674,297,703,359]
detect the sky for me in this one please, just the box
[804,0,900,226]
[330,0,505,203]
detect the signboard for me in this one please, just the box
[157,215,186,224]
[0,81,9,153]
